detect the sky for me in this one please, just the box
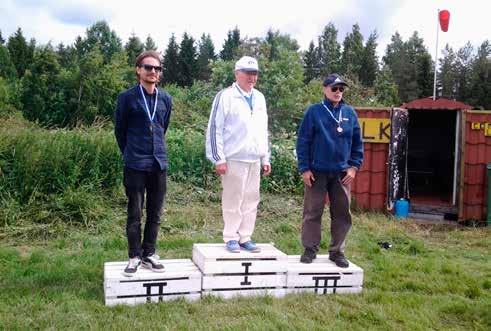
[1,0,489,61]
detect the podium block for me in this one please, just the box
[104,259,202,306]
[286,255,363,295]
[192,243,287,298]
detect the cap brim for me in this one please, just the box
[237,68,259,73]
[325,82,348,87]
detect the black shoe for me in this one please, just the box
[300,248,317,264]
[142,254,165,272]
[123,257,141,277]
[329,252,349,268]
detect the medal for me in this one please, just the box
[322,101,343,134]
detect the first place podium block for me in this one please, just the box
[104,259,202,306]
[192,243,287,299]
[286,255,363,295]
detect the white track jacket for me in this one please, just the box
[206,83,270,165]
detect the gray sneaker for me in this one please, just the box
[123,257,141,277]
[142,254,165,272]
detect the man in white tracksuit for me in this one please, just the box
[206,56,271,253]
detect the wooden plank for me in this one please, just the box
[104,259,201,280]
[286,287,362,295]
[286,256,363,292]
[202,274,286,290]
[105,276,202,297]
[192,243,287,274]
[286,255,363,274]
[105,293,201,306]
[104,259,202,306]
[202,288,286,299]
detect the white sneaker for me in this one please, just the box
[142,254,165,272]
[123,257,141,277]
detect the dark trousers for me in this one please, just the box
[123,166,167,259]
[301,171,352,254]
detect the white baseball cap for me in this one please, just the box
[235,56,259,72]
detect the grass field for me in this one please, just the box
[0,181,490,330]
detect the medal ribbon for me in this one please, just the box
[322,101,342,130]
[139,84,159,122]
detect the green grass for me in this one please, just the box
[0,181,489,330]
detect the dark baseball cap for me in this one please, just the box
[323,73,348,87]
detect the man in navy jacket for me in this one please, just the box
[114,51,172,276]
[296,74,363,267]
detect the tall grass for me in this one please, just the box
[0,113,302,236]
[0,115,301,205]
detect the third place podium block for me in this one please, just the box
[192,243,287,298]
[286,255,363,295]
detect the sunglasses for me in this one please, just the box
[331,86,345,93]
[140,64,162,72]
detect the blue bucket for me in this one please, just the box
[395,199,409,218]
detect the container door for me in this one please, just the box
[387,107,409,210]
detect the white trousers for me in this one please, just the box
[221,160,261,243]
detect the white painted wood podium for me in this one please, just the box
[192,243,288,298]
[103,259,202,306]
[286,255,363,295]
[103,245,364,305]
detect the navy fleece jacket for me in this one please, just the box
[296,99,363,173]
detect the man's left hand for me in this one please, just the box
[342,167,357,185]
[262,164,271,176]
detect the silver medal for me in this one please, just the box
[337,126,343,133]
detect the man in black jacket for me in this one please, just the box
[114,51,172,276]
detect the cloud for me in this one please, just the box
[52,5,112,26]
[1,0,488,61]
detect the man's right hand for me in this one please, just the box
[215,163,227,175]
[302,170,315,187]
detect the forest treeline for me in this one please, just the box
[0,21,489,131]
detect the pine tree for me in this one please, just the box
[265,29,278,61]
[162,34,179,85]
[197,33,216,81]
[177,32,198,87]
[341,23,364,78]
[417,52,433,98]
[264,29,300,61]
[406,32,433,98]
[220,27,241,60]
[0,30,4,45]
[74,36,85,59]
[303,41,319,83]
[360,31,378,87]
[0,44,17,79]
[125,33,144,66]
[144,35,157,51]
[469,40,491,109]
[82,21,123,63]
[455,42,474,102]
[374,65,400,106]
[438,44,458,98]
[7,28,30,78]
[318,22,341,77]
[56,43,77,68]
[21,44,66,125]
[383,31,425,102]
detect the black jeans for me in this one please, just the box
[123,166,167,258]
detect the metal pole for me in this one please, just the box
[433,9,439,101]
